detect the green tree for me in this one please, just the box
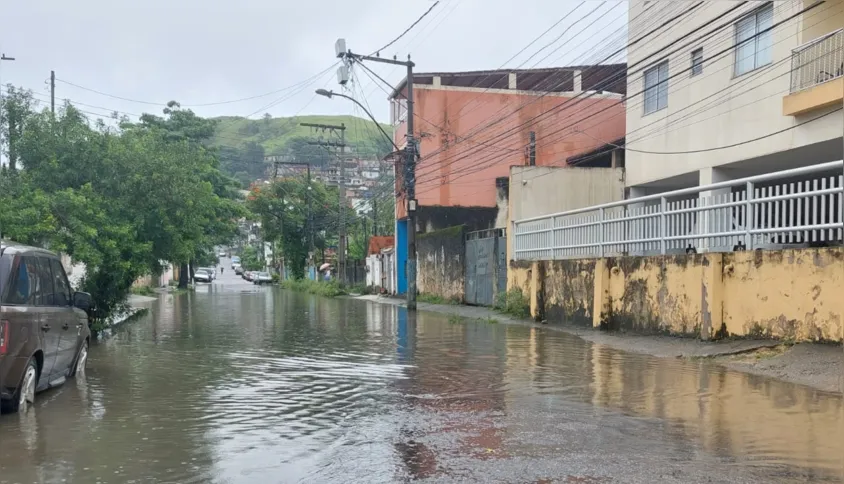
[1,92,243,327]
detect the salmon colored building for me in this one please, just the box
[387,65,627,294]
[390,65,627,222]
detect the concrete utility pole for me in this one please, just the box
[328,39,418,309]
[0,53,16,240]
[50,70,55,115]
[302,122,348,283]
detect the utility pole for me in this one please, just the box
[373,198,378,237]
[529,131,536,166]
[50,70,56,115]
[331,40,418,308]
[302,122,347,283]
[0,53,16,239]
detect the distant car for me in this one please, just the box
[199,267,216,280]
[231,256,241,269]
[244,271,254,282]
[253,272,272,285]
[234,265,243,275]
[194,269,213,283]
[218,251,226,258]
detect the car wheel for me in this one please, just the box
[1,358,38,414]
[69,339,89,378]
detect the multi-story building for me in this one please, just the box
[625,0,844,196]
[387,66,628,293]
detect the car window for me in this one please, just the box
[25,257,48,306]
[49,258,72,306]
[3,256,33,305]
[36,257,57,306]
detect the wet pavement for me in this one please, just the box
[1,267,843,483]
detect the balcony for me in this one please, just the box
[783,28,844,116]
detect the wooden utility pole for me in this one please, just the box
[302,122,347,283]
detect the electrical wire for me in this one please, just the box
[368,1,441,56]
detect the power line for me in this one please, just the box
[54,64,338,108]
[369,1,441,56]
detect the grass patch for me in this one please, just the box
[494,288,530,319]
[417,293,459,305]
[348,283,374,295]
[130,285,156,297]
[281,279,347,297]
[482,316,499,324]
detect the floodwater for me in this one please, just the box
[1,272,842,483]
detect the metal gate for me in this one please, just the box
[465,228,507,306]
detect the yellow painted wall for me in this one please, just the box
[722,248,844,341]
[518,247,843,342]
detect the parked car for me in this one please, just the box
[243,271,254,282]
[218,251,226,258]
[0,241,93,414]
[199,267,216,280]
[231,256,241,269]
[234,264,243,275]
[253,272,273,285]
[193,269,213,283]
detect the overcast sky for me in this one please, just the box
[3,0,627,124]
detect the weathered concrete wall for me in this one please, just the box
[545,259,597,326]
[416,205,497,234]
[417,225,466,302]
[509,247,844,342]
[722,249,844,341]
[509,166,626,222]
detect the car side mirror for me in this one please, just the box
[73,292,92,311]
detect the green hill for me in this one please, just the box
[209,115,393,186]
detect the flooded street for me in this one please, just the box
[1,272,842,483]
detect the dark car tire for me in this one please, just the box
[68,339,89,378]
[1,358,38,414]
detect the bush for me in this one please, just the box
[496,288,530,319]
[281,279,347,297]
[130,285,156,297]
[348,283,373,295]
[271,273,280,284]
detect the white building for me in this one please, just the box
[625,0,844,195]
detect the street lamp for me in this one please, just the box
[315,89,399,152]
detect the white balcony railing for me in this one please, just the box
[790,28,844,93]
[513,161,844,261]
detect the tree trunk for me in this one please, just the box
[178,263,189,289]
[189,259,196,284]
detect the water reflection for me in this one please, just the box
[0,285,841,483]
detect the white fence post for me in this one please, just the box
[598,207,604,257]
[659,197,667,255]
[745,181,754,249]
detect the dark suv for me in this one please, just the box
[0,242,92,414]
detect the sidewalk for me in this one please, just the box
[356,294,843,394]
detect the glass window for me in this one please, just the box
[644,60,669,114]
[50,258,72,307]
[734,3,773,76]
[691,48,703,76]
[38,257,56,306]
[3,256,33,305]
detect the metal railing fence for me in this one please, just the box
[513,161,844,260]
[790,27,844,93]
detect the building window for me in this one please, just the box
[690,48,703,76]
[643,60,669,114]
[734,3,773,76]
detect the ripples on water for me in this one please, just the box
[0,285,842,483]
